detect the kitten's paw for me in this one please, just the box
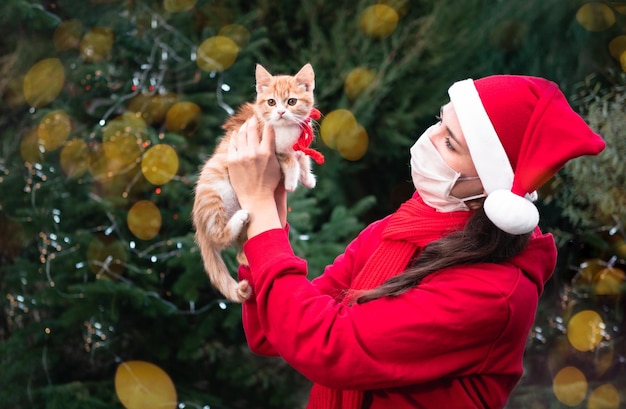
[236,280,253,301]
[301,173,316,189]
[233,209,249,225]
[284,180,298,192]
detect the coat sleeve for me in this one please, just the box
[240,220,386,356]
[243,228,516,390]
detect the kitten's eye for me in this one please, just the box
[287,98,297,106]
[268,99,276,106]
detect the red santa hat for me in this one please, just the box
[448,75,605,235]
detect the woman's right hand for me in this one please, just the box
[227,117,283,238]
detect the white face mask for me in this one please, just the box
[410,126,485,212]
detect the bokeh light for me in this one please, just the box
[114,361,177,409]
[344,67,376,100]
[320,109,369,161]
[38,110,71,152]
[104,114,146,170]
[588,384,620,409]
[196,36,239,73]
[218,24,250,48]
[165,101,201,135]
[141,144,179,185]
[573,258,606,287]
[552,366,588,406]
[20,128,43,164]
[592,266,625,296]
[54,19,83,52]
[80,26,114,63]
[567,310,605,352]
[60,138,90,178]
[23,58,65,108]
[359,4,399,38]
[128,93,178,125]
[163,0,197,13]
[576,2,615,32]
[320,109,358,149]
[127,200,162,240]
[87,235,128,278]
[608,35,626,61]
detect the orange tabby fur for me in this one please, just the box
[192,63,318,302]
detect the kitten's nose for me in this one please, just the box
[277,110,285,117]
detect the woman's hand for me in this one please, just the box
[227,116,283,237]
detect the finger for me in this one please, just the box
[236,121,248,151]
[246,116,259,148]
[261,123,276,153]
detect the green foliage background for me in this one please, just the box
[1,0,624,408]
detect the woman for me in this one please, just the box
[226,75,605,408]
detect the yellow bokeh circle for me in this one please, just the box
[163,0,197,13]
[60,139,90,178]
[320,109,369,161]
[86,235,127,278]
[576,2,615,32]
[127,200,162,240]
[218,24,250,48]
[20,129,43,164]
[344,67,376,100]
[588,384,620,409]
[115,361,177,409]
[165,101,201,135]
[103,112,148,141]
[38,110,71,152]
[320,109,358,149]
[552,366,588,406]
[337,123,369,161]
[23,58,65,108]
[593,266,625,296]
[196,35,239,73]
[54,19,83,52]
[141,144,179,185]
[609,35,626,61]
[567,309,605,352]
[80,26,114,63]
[128,92,178,125]
[359,4,399,38]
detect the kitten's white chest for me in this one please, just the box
[273,125,300,153]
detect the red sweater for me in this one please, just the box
[239,215,556,408]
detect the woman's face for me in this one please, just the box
[429,102,484,200]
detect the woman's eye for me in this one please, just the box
[287,98,297,106]
[268,99,276,106]
[445,137,456,152]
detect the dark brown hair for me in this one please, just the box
[356,206,531,303]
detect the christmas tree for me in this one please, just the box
[1,0,624,408]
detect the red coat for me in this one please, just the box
[239,215,557,408]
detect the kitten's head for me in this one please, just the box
[254,63,315,127]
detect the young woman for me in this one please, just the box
[225,75,605,408]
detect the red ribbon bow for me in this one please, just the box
[293,108,325,165]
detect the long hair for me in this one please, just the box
[356,206,531,304]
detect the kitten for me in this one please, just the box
[192,63,323,302]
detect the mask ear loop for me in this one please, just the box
[459,192,487,203]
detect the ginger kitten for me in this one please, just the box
[192,63,323,302]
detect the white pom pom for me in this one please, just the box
[483,189,539,235]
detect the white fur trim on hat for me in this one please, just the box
[483,189,539,235]
[448,79,514,194]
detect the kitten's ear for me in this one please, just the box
[295,63,315,92]
[255,64,272,95]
